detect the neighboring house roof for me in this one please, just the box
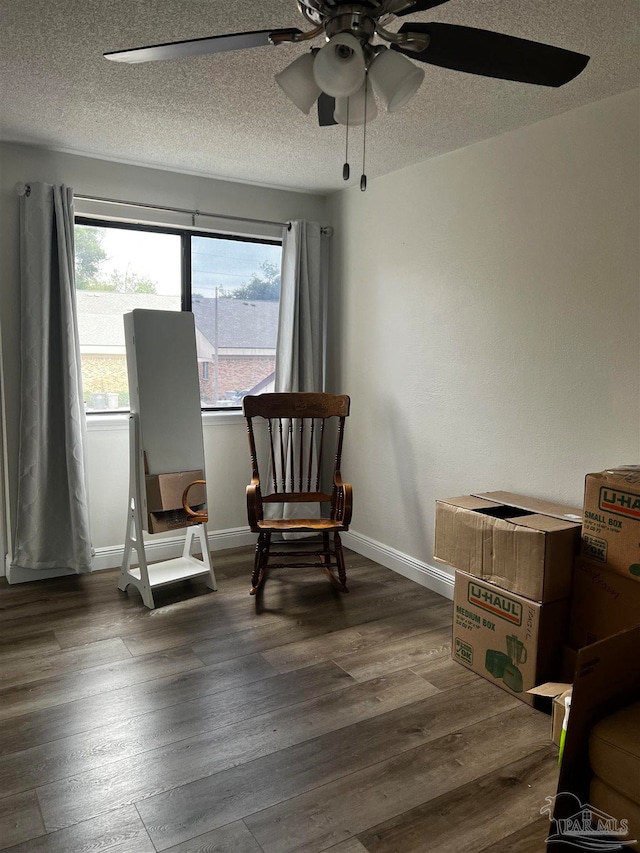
[248,372,275,395]
[76,291,180,350]
[76,291,279,354]
[192,296,279,350]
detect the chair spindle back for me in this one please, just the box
[244,393,349,503]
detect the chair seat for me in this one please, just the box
[257,518,346,531]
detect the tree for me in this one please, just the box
[103,268,157,294]
[233,260,280,301]
[75,225,107,289]
[74,225,158,293]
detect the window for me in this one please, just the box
[191,235,281,408]
[75,219,282,412]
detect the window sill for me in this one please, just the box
[85,410,245,432]
[202,410,245,427]
[85,413,130,431]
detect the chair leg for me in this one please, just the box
[322,531,349,593]
[320,531,330,565]
[250,531,270,596]
[334,531,349,592]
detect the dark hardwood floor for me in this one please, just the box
[0,547,559,852]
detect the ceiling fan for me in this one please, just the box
[105,0,589,186]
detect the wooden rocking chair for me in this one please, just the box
[243,392,352,596]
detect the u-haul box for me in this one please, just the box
[452,570,568,706]
[581,468,640,583]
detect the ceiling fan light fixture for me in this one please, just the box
[369,47,425,113]
[313,32,366,98]
[275,50,321,114]
[334,80,378,126]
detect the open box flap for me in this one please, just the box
[528,682,572,699]
[472,491,582,523]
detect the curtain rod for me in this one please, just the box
[15,184,332,235]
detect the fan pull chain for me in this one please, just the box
[360,73,368,192]
[342,97,350,181]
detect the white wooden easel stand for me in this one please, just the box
[119,415,217,609]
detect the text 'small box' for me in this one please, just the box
[581,467,640,582]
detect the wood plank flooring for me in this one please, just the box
[0,547,559,852]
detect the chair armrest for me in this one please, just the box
[246,479,263,531]
[332,475,352,527]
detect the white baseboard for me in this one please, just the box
[5,527,454,597]
[5,527,256,581]
[342,529,455,600]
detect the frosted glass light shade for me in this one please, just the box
[369,47,425,112]
[313,32,366,98]
[275,51,321,114]
[334,80,378,125]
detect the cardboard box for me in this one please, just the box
[529,682,573,746]
[531,559,640,749]
[570,559,640,648]
[145,470,206,534]
[147,509,204,534]
[145,470,205,512]
[452,570,569,706]
[534,563,640,746]
[436,491,582,602]
[581,468,640,583]
[562,645,578,682]
[550,625,640,850]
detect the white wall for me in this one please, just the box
[328,89,639,592]
[0,143,327,574]
[83,412,253,571]
[2,91,638,591]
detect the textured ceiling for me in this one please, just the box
[0,0,637,193]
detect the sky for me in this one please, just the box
[100,227,281,296]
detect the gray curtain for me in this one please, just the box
[13,183,92,573]
[270,220,326,528]
[275,220,325,393]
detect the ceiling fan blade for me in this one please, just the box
[392,23,589,86]
[318,93,338,126]
[393,1,454,16]
[104,28,303,64]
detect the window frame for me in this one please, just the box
[75,216,282,413]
